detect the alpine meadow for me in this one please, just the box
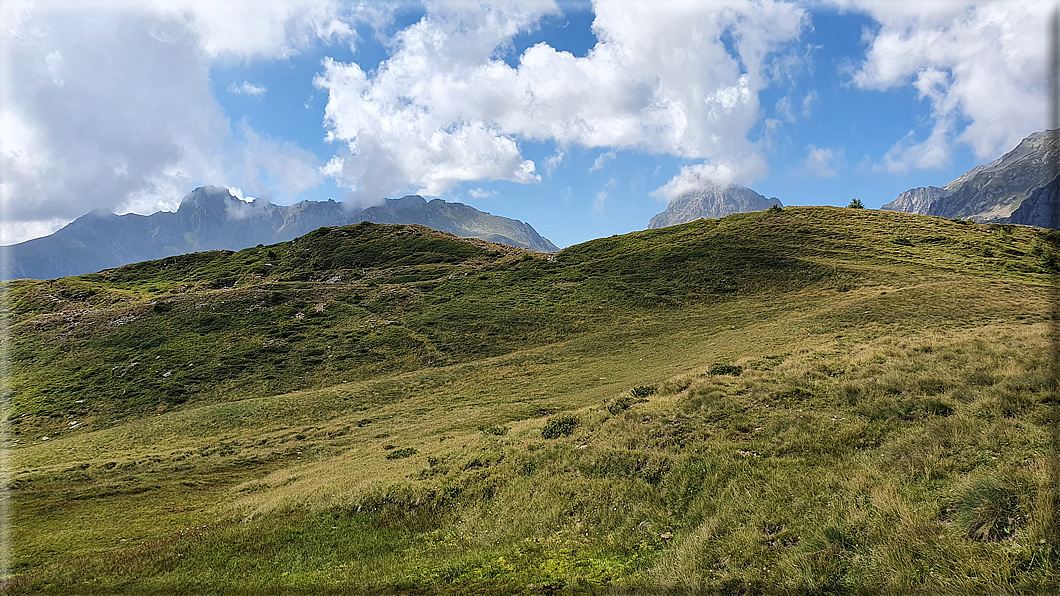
[4,206,1060,593]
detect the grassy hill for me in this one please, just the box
[4,207,1059,593]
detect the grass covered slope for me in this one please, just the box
[5,207,1060,593]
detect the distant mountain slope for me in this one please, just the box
[882,130,1059,227]
[648,184,782,228]
[359,195,557,252]
[2,187,557,280]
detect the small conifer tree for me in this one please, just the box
[848,198,864,209]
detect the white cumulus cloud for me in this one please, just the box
[0,0,351,244]
[652,162,760,203]
[143,0,358,60]
[468,187,497,199]
[803,145,843,178]
[228,81,267,96]
[315,0,810,202]
[833,0,1052,172]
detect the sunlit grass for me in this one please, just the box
[4,209,1059,593]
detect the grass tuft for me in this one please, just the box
[954,474,1032,542]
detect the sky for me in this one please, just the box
[0,0,1055,249]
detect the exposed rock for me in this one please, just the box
[883,130,1060,227]
[648,184,782,229]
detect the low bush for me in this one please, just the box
[606,394,648,415]
[385,447,418,460]
[709,364,743,376]
[630,385,656,398]
[541,414,579,439]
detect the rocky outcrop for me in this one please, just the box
[882,186,953,217]
[648,184,782,229]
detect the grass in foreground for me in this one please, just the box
[4,208,1060,593]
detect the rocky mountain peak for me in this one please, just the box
[648,184,782,229]
[391,195,429,208]
[177,186,236,211]
[883,129,1060,226]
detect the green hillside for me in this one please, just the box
[4,207,1059,593]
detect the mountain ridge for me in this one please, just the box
[2,187,558,280]
[883,129,1059,227]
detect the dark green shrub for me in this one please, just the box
[208,276,236,289]
[1037,250,1058,272]
[768,204,783,213]
[137,335,164,349]
[630,385,656,398]
[1030,239,1047,257]
[709,364,743,376]
[385,447,417,460]
[848,198,864,209]
[541,414,579,439]
[607,395,648,415]
[478,424,509,436]
[606,385,656,414]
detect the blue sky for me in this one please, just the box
[1,0,1052,248]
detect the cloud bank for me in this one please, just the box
[314,0,811,202]
[2,0,1051,243]
[0,0,354,244]
[835,0,1051,173]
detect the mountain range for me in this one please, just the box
[883,130,1058,227]
[648,130,1059,231]
[7,129,1057,282]
[2,187,557,280]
